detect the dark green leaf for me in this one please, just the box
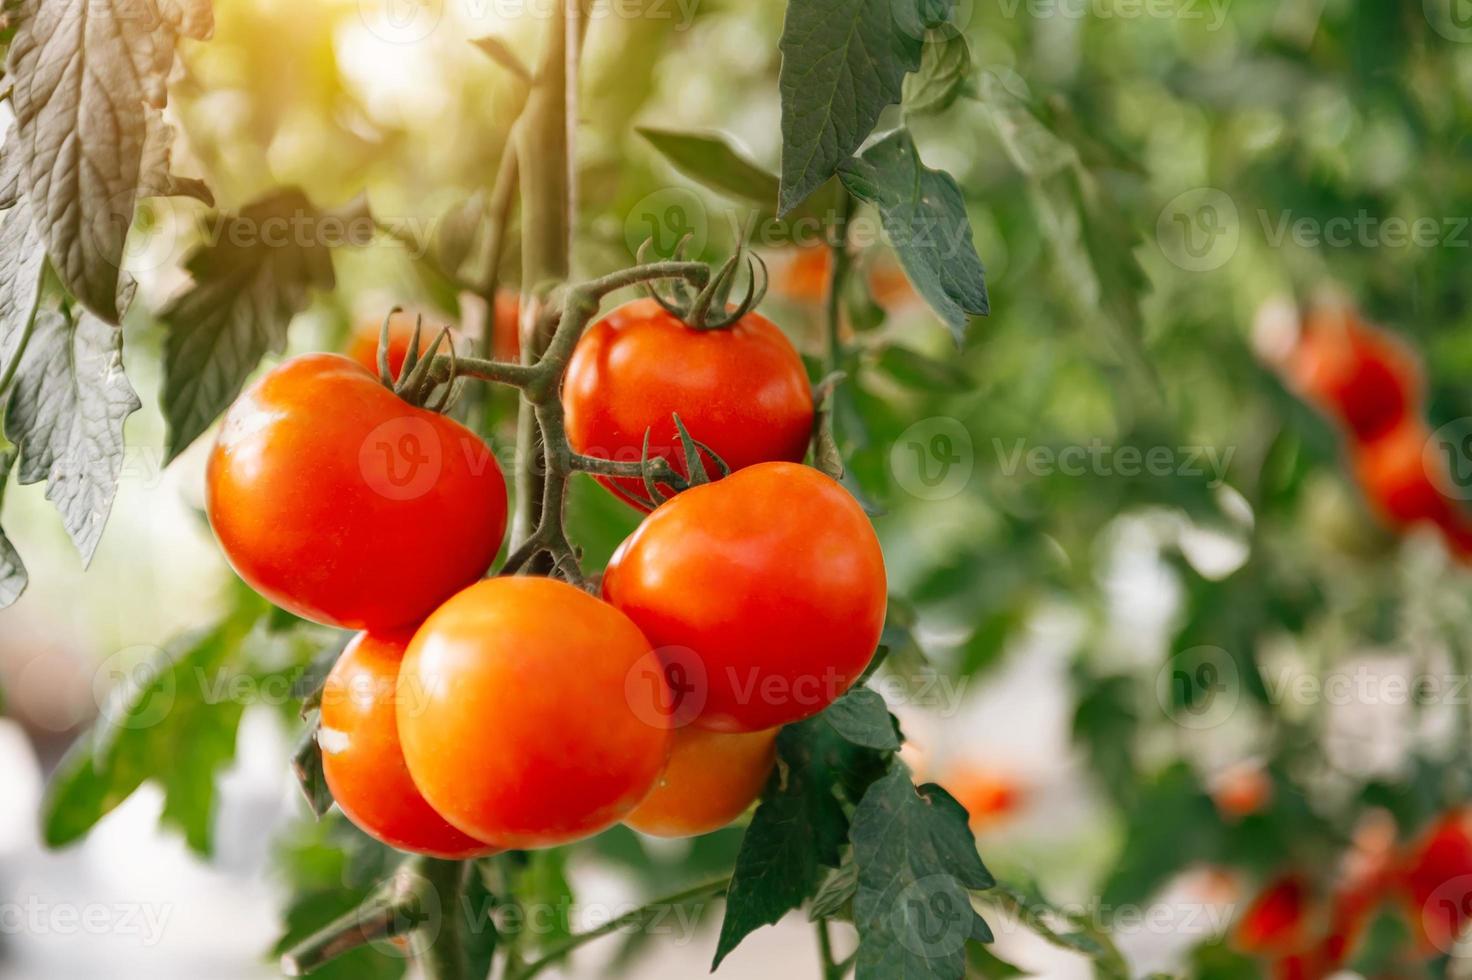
[6,306,140,564]
[713,714,890,968]
[42,595,266,853]
[514,849,575,955]
[161,187,338,461]
[850,765,995,980]
[966,943,1026,977]
[825,688,902,751]
[809,861,859,921]
[292,714,334,819]
[875,344,972,391]
[903,34,972,117]
[4,0,209,322]
[838,129,989,342]
[638,128,780,206]
[1100,764,1221,908]
[778,0,950,213]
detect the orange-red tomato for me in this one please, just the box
[1288,304,1421,442]
[940,767,1024,831]
[396,577,672,849]
[623,727,778,838]
[773,245,914,309]
[1235,874,1314,956]
[1211,763,1273,820]
[492,290,521,362]
[346,311,456,381]
[1351,421,1456,531]
[602,462,886,733]
[319,632,495,858]
[562,298,813,510]
[206,354,507,631]
[1399,809,1472,955]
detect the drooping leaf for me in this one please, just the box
[713,713,891,969]
[638,127,780,207]
[42,594,266,853]
[5,306,141,564]
[4,0,211,322]
[0,438,26,608]
[850,765,995,980]
[160,187,338,461]
[777,0,954,213]
[809,860,860,921]
[903,33,972,117]
[985,880,1127,978]
[825,687,902,751]
[838,129,989,343]
[875,344,973,391]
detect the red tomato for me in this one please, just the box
[940,766,1025,831]
[395,576,672,849]
[1399,809,1472,955]
[492,289,521,362]
[602,462,886,732]
[207,354,507,631]
[562,298,813,510]
[1288,304,1420,442]
[346,311,458,381]
[1352,421,1457,531]
[1235,874,1314,956]
[624,726,778,838]
[1211,763,1273,820]
[773,245,914,309]
[319,632,495,858]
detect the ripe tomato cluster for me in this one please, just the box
[1232,809,1472,977]
[1276,301,1472,557]
[205,298,886,853]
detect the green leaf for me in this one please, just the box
[291,714,334,819]
[903,34,972,118]
[42,595,266,853]
[161,187,338,461]
[514,849,575,955]
[4,0,210,322]
[6,306,141,564]
[713,713,890,969]
[809,860,859,921]
[838,129,989,343]
[825,688,902,751]
[875,344,973,392]
[778,0,952,213]
[966,943,1025,977]
[638,128,780,206]
[850,765,995,980]
[0,436,27,608]
[985,880,1127,977]
[1100,763,1221,908]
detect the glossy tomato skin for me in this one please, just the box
[602,462,887,733]
[207,354,507,631]
[320,632,496,858]
[1351,421,1455,531]
[396,577,672,849]
[624,727,778,838]
[1235,874,1313,956]
[562,298,813,509]
[1399,809,1472,955]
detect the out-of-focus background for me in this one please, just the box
[6,0,1472,977]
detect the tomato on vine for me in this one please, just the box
[563,296,813,509]
[624,726,778,838]
[320,632,496,858]
[346,311,455,380]
[395,576,672,849]
[1287,303,1421,443]
[206,353,507,631]
[602,461,886,733]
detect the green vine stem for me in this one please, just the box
[505,875,731,980]
[823,191,855,376]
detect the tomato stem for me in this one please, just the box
[506,875,732,980]
[823,191,855,376]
